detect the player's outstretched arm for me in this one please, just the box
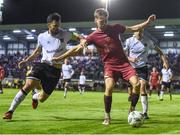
[154,45,169,69]
[52,39,87,62]
[18,45,42,69]
[127,57,140,63]
[125,14,156,33]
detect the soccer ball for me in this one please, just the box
[128,111,144,127]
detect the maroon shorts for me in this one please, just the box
[150,84,159,90]
[104,62,136,82]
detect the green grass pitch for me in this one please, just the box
[1,88,180,134]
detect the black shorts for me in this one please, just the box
[79,84,85,87]
[63,79,71,83]
[135,66,148,81]
[162,81,171,89]
[26,62,61,95]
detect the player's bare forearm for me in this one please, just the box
[25,47,41,62]
[125,14,156,33]
[128,57,139,63]
[154,45,169,68]
[72,32,84,40]
[128,57,134,62]
[155,45,164,56]
[53,44,83,62]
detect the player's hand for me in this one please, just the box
[18,60,27,69]
[131,57,140,63]
[147,14,156,23]
[52,57,60,63]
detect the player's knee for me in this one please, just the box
[132,82,140,93]
[38,93,49,103]
[39,97,47,103]
[140,80,146,86]
[105,88,113,96]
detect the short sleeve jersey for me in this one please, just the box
[37,29,72,64]
[124,36,155,68]
[86,24,127,64]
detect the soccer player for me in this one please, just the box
[78,71,86,94]
[52,8,156,125]
[149,67,160,97]
[124,29,168,119]
[3,13,81,120]
[62,58,74,98]
[0,65,5,94]
[159,64,173,101]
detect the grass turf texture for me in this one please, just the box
[1,88,180,134]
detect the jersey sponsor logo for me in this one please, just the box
[46,47,64,53]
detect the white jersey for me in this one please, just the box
[124,36,155,68]
[37,29,72,64]
[79,75,86,85]
[62,64,74,79]
[161,68,172,82]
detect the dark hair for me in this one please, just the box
[94,8,109,18]
[47,13,61,23]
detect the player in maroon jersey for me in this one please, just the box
[149,67,160,97]
[52,8,156,125]
[0,65,5,94]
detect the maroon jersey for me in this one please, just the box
[86,24,136,81]
[0,66,5,80]
[150,71,159,84]
[86,24,128,64]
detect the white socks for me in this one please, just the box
[105,112,110,119]
[160,90,164,100]
[33,89,39,93]
[9,90,26,112]
[78,86,82,94]
[32,92,40,100]
[141,95,148,114]
[64,88,67,97]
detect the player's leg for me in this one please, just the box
[32,63,61,104]
[149,84,153,97]
[32,90,49,103]
[64,81,68,98]
[0,81,3,94]
[167,83,172,100]
[139,79,149,119]
[129,75,140,112]
[3,79,39,120]
[82,85,85,93]
[32,81,42,100]
[78,84,82,94]
[102,76,114,125]
[32,81,42,95]
[159,83,165,101]
[127,83,132,102]
[157,84,160,97]
[32,81,44,109]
